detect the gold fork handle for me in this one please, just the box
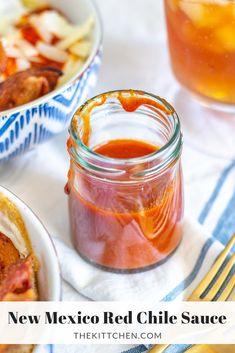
[147,344,169,353]
[185,345,217,353]
[148,345,218,353]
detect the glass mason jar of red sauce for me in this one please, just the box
[66,90,183,273]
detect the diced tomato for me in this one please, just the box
[31,55,64,70]
[0,42,7,74]
[5,58,17,76]
[21,24,41,45]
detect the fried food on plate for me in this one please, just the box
[0,255,36,301]
[0,232,20,279]
[0,66,62,111]
[0,192,38,302]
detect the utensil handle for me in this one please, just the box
[147,344,169,353]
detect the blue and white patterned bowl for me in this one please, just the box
[0,0,102,161]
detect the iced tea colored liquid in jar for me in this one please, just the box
[66,90,183,272]
[165,0,235,108]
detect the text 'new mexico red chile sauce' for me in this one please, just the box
[66,90,183,272]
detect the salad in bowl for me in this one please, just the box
[0,0,102,161]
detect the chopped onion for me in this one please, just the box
[58,54,83,86]
[2,30,21,47]
[36,41,69,63]
[16,57,30,71]
[5,45,22,58]
[29,15,53,43]
[39,11,71,39]
[29,56,42,63]
[69,40,91,58]
[0,1,26,30]
[0,5,94,85]
[57,16,94,50]
[17,39,38,57]
[0,19,15,36]
[4,36,38,60]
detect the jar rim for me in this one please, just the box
[69,89,182,170]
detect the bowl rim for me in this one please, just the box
[0,0,103,117]
[0,185,62,301]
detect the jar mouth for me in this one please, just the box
[69,90,182,178]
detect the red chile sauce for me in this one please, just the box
[66,93,183,271]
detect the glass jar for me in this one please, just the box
[66,90,184,273]
[164,0,235,111]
